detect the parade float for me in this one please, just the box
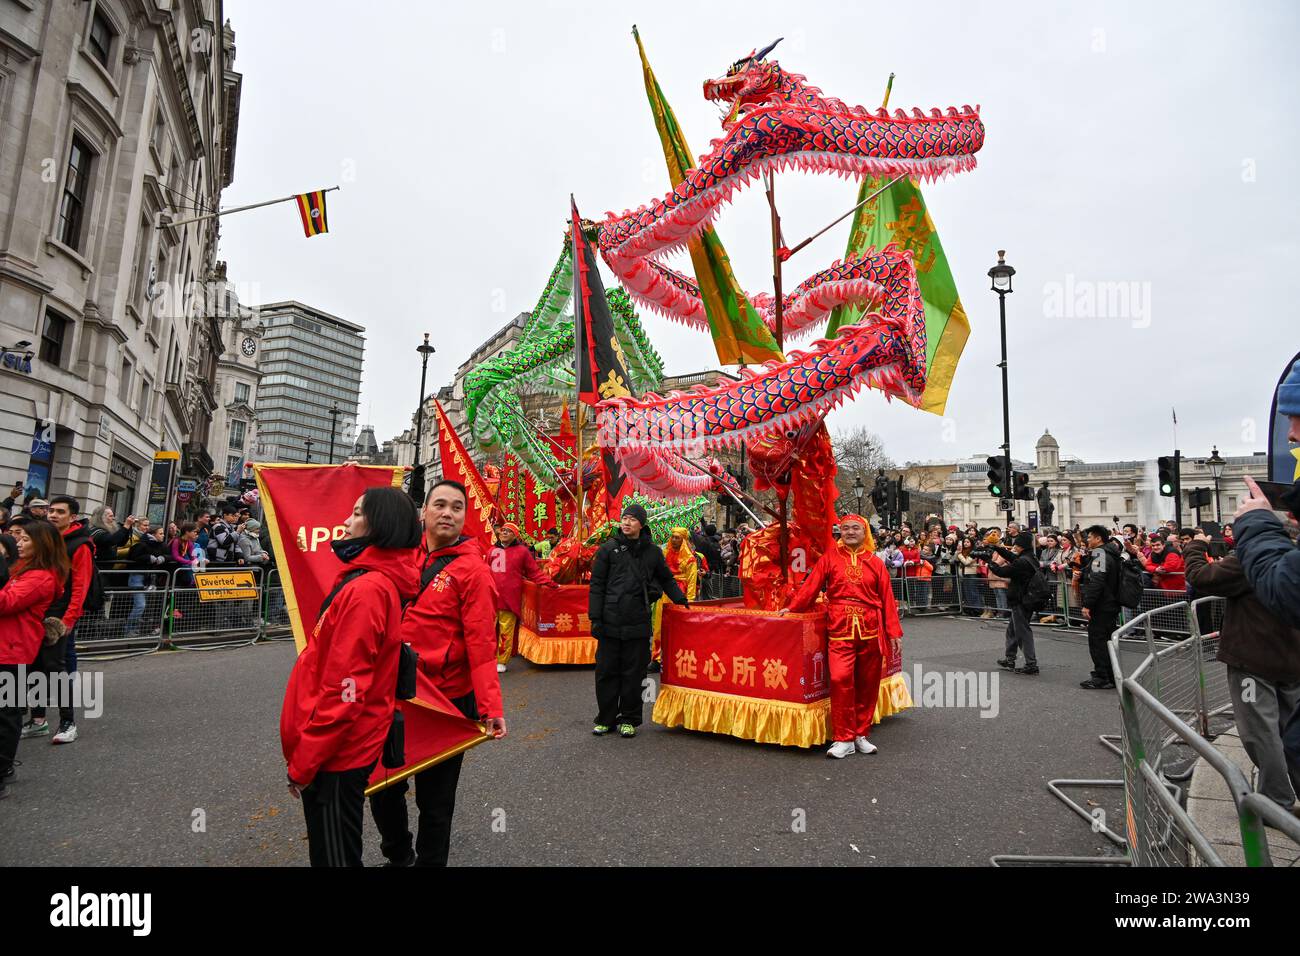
[455,33,982,744]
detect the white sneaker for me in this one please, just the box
[854,736,878,755]
[496,663,507,673]
[52,722,78,745]
[826,740,856,759]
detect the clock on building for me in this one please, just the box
[240,336,257,357]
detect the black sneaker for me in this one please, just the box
[382,850,416,867]
[1015,665,1040,675]
[996,658,1017,671]
[1079,677,1114,689]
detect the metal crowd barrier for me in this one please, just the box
[1108,600,1300,867]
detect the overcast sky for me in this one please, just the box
[220,0,1299,468]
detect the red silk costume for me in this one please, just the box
[788,539,903,742]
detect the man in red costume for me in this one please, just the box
[489,521,557,673]
[781,514,902,758]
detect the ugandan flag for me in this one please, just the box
[295,190,329,238]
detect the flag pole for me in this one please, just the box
[161,186,340,229]
[782,174,906,261]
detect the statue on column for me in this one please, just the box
[1036,482,1055,528]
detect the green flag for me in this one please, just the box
[634,27,784,365]
[826,175,970,415]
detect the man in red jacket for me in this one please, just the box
[369,479,506,867]
[23,495,94,744]
[1140,535,1186,592]
[780,514,903,759]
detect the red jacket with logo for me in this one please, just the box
[1142,550,1186,592]
[280,546,419,786]
[488,540,554,617]
[402,536,503,719]
[788,543,903,642]
[0,568,63,665]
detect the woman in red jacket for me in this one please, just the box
[0,519,69,797]
[281,487,421,866]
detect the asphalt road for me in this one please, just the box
[1,615,1141,866]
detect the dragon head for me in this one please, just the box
[703,38,784,127]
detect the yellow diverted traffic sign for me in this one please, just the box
[194,570,258,601]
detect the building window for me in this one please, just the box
[973,502,981,517]
[58,135,94,251]
[1125,498,1134,513]
[40,311,68,366]
[229,419,246,450]
[1228,496,1237,511]
[226,454,242,479]
[118,356,132,402]
[88,8,115,68]
[1098,498,1108,513]
[138,376,151,420]
[1073,498,1083,512]
[234,382,250,405]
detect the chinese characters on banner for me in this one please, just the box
[660,605,830,705]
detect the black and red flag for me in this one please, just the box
[570,196,630,498]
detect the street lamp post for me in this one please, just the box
[1207,445,1225,523]
[328,402,341,463]
[853,474,865,516]
[988,250,1017,527]
[305,438,314,464]
[412,333,437,497]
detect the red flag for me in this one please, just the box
[430,399,495,553]
[254,462,486,791]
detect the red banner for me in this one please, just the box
[660,603,829,704]
[517,579,595,664]
[255,462,487,791]
[431,399,494,552]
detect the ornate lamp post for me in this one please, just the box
[988,250,1016,526]
[1207,445,1226,523]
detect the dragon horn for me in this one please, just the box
[755,37,783,60]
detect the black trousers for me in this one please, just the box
[0,664,23,774]
[29,632,74,724]
[595,637,651,727]
[300,761,376,867]
[1087,607,1118,681]
[369,692,477,867]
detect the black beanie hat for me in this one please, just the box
[621,503,649,529]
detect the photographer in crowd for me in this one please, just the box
[988,536,1040,675]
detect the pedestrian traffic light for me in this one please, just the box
[1012,471,1034,500]
[1157,456,1176,497]
[898,488,911,512]
[986,455,1007,498]
[1189,487,1212,508]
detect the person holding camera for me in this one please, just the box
[989,537,1040,675]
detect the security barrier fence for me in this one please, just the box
[74,567,293,657]
[1108,599,1300,867]
[73,563,1221,659]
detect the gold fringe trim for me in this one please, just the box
[875,672,913,724]
[652,684,830,748]
[516,626,596,665]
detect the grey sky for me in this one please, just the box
[221,0,1299,468]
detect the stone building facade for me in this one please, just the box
[0,0,241,517]
[940,430,1268,530]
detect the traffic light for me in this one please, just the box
[898,488,911,513]
[1157,456,1176,497]
[884,479,899,515]
[986,455,1007,498]
[1012,471,1033,500]
[1189,487,1212,508]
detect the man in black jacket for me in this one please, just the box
[1080,525,1123,689]
[989,537,1040,675]
[208,503,242,566]
[590,504,689,737]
